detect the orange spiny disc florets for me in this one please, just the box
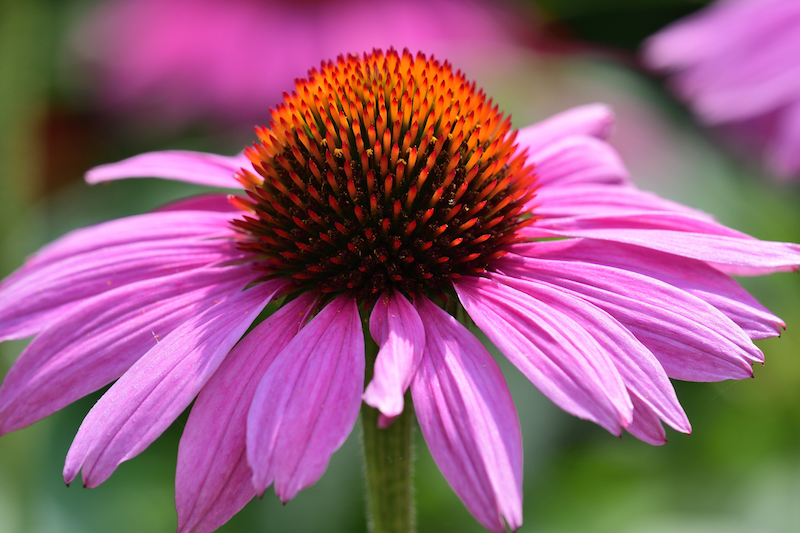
[231,49,537,300]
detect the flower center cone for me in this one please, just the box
[231,48,538,302]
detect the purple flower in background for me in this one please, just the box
[2,50,799,532]
[72,0,533,129]
[643,0,800,179]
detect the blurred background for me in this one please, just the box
[2,0,800,531]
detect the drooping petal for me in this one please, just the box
[176,293,316,533]
[155,193,238,213]
[85,150,249,188]
[0,265,256,435]
[246,295,364,502]
[626,402,669,446]
[12,211,235,273]
[63,279,285,488]
[521,213,800,274]
[411,296,522,533]
[533,185,715,221]
[529,135,632,191]
[488,272,690,436]
[0,235,242,342]
[510,239,784,340]
[362,289,425,419]
[531,211,752,237]
[495,253,762,381]
[516,104,614,154]
[454,276,632,435]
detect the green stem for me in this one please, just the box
[361,330,416,533]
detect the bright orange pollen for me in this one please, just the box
[231,49,537,300]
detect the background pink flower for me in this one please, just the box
[643,0,800,179]
[71,0,535,129]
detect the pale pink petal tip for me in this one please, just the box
[85,150,249,189]
[412,296,522,532]
[363,289,425,419]
[246,295,364,503]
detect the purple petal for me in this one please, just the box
[516,104,615,154]
[0,265,256,435]
[13,210,235,274]
[532,211,751,237]
[63,279,285,488]
[530,135,632,191]
[176,293,316,533]
[362,290,425,419]
[154,193,238,213]
[534,185,715,221]
[767,100,800,178]
[85,150,249,188]
[626,401,669,446]
[488,272,690,436]
[495,253,762,381]
[0,235,242,342]
[246,295,364,502]
[510,239,784,340]
[521,213,800,274]
[411,296,522,533]
[455,276,631,434]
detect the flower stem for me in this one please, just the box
[361,331,416,533]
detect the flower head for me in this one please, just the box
[232,51,535,299]
[643,0,800,179]
[2,49,800,533]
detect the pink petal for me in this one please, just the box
[176,293,317,533]
[495,253,762,381]
[85,150,249,188]
[521,214,800,274]
[516,104,615,154]
[531,211,751,237]
[533,185,715,221]
[454,276,632,435]
[489,272,690,436]
[510,239,784,340]
[529,135,632,191]
[0,265,256,435]
[246,295,364,502]
[626,401,669,446]
[411,296,522,533]
[0,235,242,342]
[14,210,235,274]
[362,290,425,419]
[767,100,800,178]
[63,279,285,488]
[154,193,238,213]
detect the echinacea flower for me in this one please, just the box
[643,0,800,179]
[2,49,800,533]
[72,0,533,129]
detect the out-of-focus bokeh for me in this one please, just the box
[2,0,799,531]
